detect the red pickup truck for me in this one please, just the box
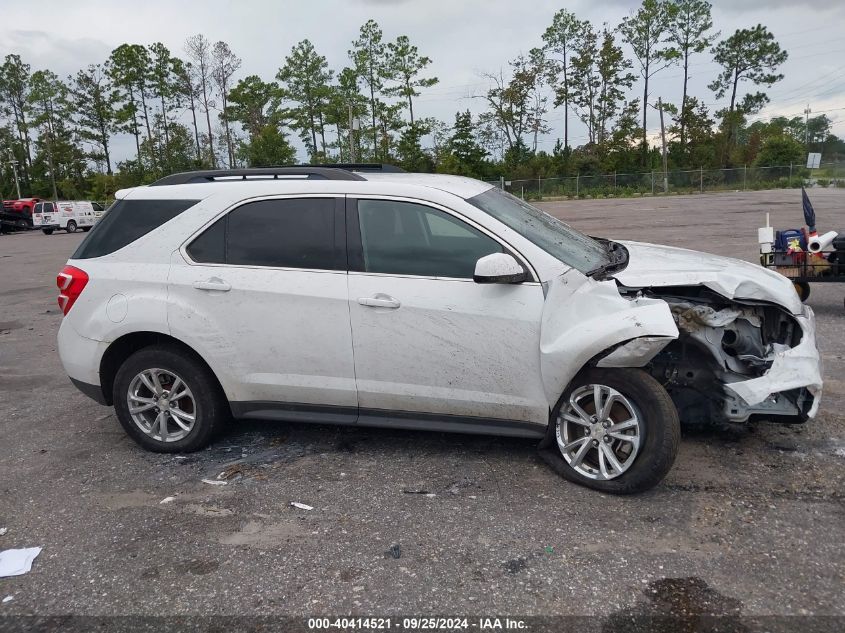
[1,198,40,230]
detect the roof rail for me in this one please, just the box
[318,163,405,173]
[149,166,367,186]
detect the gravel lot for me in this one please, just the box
[0,189,843,628]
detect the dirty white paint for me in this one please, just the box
[597,336,676,368]
[539,271,680,406]
[615,241,803,315]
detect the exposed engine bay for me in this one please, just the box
[617,286,820,424]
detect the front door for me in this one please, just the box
[346,197,548,427]
[168,196,357,418]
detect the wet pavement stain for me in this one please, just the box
[603,576,747,633]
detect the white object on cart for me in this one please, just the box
[808,231,838,254]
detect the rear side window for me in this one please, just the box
[72,199,200,259]
[187,198,342,270]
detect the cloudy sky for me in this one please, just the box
[2,0,844,164]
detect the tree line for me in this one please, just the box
[0,0,842,201]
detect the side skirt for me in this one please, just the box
[229,401,546,439]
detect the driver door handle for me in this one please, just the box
[193,278,231,292]
[358,295,401,309]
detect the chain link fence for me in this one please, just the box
[490,162,845,200]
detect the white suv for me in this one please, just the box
[56,166,823,493]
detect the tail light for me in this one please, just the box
[56,265,89,315]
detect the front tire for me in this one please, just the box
[539,368,680,494]
[112,346,229,453]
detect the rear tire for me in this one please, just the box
[42,229,53,235]
[66,221,77,233]
[82,226,91,232]
[112,345,229,453]
[539,368,680,494]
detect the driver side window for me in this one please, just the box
[356,199,501,279]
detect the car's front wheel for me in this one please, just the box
[540,368,680,494]
[112,346,229,452]
[66,221,77,233]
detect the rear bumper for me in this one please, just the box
[58,319,109,403]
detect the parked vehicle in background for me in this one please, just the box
[55,166,823,494]
[34,200,105,234]
[1,198,40,230]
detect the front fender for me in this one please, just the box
[539,273,679,406]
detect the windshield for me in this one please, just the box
[467,187,610,274]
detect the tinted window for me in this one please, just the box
[186,216,225,264]
[187,198,340,270]
[73,199,199,259]
[357,199,501,278]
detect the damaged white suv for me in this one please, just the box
[56,166,823,493]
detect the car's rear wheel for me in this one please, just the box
[42,229,53,235]
[66,221,77,233]
[540,368,680,494]
[113,346,228,452]
[82,226,91,232]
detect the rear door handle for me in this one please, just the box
[193,278,231,292]
[358,294,401,309]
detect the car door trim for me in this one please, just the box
[229,401,546,439]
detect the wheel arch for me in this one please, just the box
[99,331,228,408]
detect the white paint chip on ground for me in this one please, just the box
[0,547,42,578]
[290,502,313,511]
[0,528,6,536]
[159,496,176,504]
[201,479,228,486]
[3,595,13,603]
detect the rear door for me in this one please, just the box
[346,196,548,428]
[168,196,357,419]
[32,202,43,227]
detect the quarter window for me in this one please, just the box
[356,199,502,278]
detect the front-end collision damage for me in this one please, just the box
[628,288,822,423]
[539,272,679,407]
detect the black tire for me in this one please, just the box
[539,368,680,494]
[42,229,53,235]
[112,345,229,453]
[794,281,810,302]
[82,226,91,232]
[66,220,77,233]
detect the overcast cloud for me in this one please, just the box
[1,0,843,163]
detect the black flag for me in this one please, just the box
[802,187,816,232]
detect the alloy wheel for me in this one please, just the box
[556,384,641,480]
[126,368,196,442]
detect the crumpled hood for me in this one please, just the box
[613,241,803,314]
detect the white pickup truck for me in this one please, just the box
[33,200,105,234]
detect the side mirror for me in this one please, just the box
[473,253,528,284]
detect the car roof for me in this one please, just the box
[116,171,494,201]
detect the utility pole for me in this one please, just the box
[804,104,812,146]
[658,97,669,194]
[7,150,21,199]
[348,104,354,163]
